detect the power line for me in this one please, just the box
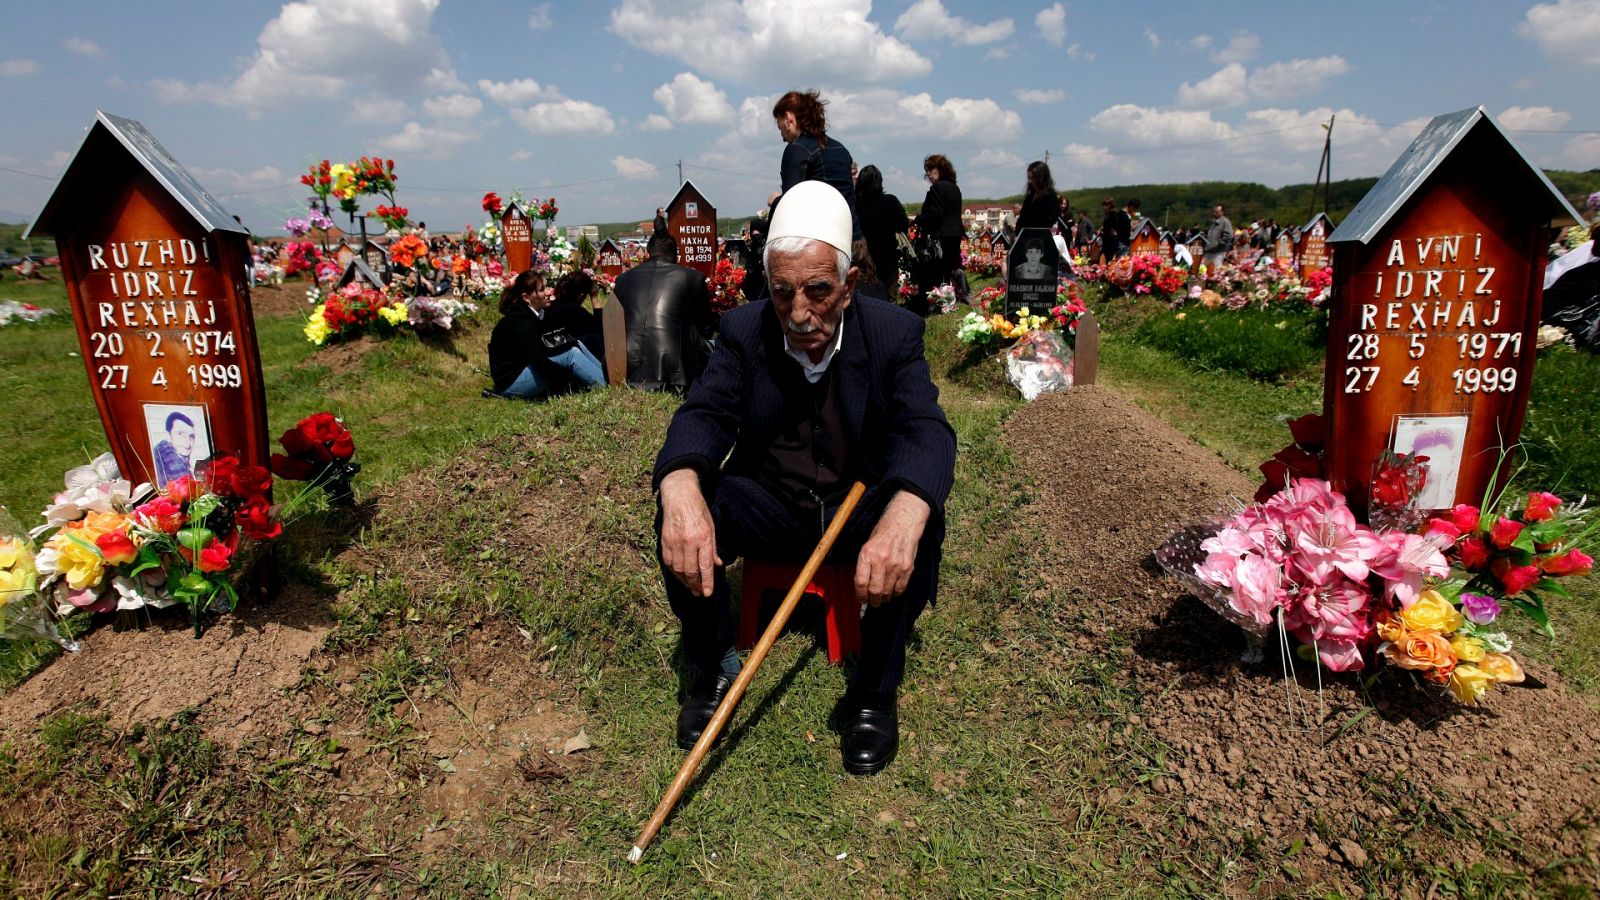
[0,164,55,180]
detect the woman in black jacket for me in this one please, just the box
[549,270,605,364]
[487,270,605,399]
[854,164,909,296]
[769,90,858,239]
[912,153,963,315]
[1014,160,1058,233]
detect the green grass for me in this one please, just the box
[2,282,1599,894]
[1132,305,1325,382]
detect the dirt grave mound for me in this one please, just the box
[249,282,312,319]
[0,584,330,748]
[1007,386,1600,879]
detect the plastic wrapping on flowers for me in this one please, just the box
[0,508,79,651]
[1005,330,1074,400]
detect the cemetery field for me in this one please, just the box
[1,276,1599,896]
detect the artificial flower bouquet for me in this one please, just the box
[304,283,409,346]
[708,257,747,315]
[1004,327,1074,401]
[270,412,361,506]
[929,283,958,315]
[1,509,78,651]
[1156,460,1592,704]
[26,452,283,637]
[0,301,57,327]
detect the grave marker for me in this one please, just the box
[501,202,532,274]
[1130,219,1161,257]
[666,181,717,280]
[596,238,625,279]
[1004,227,1059,319]
[1322,106,1582,515]
[1274,229,1296,267]
[1299,212,1335,279]
[27,111,269,488]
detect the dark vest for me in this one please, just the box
[757,354,855,514]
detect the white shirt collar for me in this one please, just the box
[782,316,845,384]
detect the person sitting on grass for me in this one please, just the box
[486,270,605,400]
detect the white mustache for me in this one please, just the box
[786,321,821,334]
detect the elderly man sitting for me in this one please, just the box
[652,181,957,776]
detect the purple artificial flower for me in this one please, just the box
[1587,191,1599,215]
[1460,592,1501,625]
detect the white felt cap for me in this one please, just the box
[769,181,852,255]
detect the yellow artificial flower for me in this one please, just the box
[328,163,355,196]
[1448,664,1495,703]
[1450,634,1486,664]
[379,302,409,326]
[304,306,332,345]
[0,537,34,604]
[1479,652,1526,685]
[1400,589,1465,635]
[1175,312,1187,321]
[47,532,105,591]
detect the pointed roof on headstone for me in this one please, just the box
[1330,106,1581,245]
[28,111,247,239]
[1302,211,1336,233]
[337,257,387,289]
[667,179,710,211]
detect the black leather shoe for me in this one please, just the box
[677,672,736,750]
[840,698,898,776]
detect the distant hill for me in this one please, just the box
[0,222,55,256]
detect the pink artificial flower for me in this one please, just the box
[1448,504,1481,533]
[1289,502,1378,585]
[1313,640,1367,672]
[1370,532,1450,608]
[1423,517,1462,543]
[1523,492,1563,523]
[1229,554,1284,626]
[1541,548,1593,577]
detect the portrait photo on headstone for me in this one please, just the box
[143,401,213,488]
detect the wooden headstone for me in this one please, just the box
[666,181,716,280]
[1074,312,1100,386]
[1157,234,1174,263]
[1299,212,1334,279]
[1322,106,1582,516]
[335,240,356,269]
[26,112,269,488]
[596,238,625,279]
[1274,229,1296,267]
[1130,219,1161,257]
[501,202,533,274]
[601,290,628,387]
[1004,227,1059,319]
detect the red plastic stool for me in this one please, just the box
[737,561,861,665]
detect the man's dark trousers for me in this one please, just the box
[657,475,942,698]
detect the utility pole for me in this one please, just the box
[1309,115,1335,223]
[1044,149,1050,165]
[677,159,684,186]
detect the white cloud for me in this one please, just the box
[1089,104,1233,147]
[970,148,1022,169]
[1035,3,1066,47]
[510,99,616,136]
[527,2,553,30]
[477,77,559,105]
[1143,28,1160,49]
[1057,143,1142,180]
[349,96,410,123]
[1176,63,1247,108]
[1190,34,1212,50]
[1247,56,1350,101]
[1177,56,1350,108]
[154,0,455,110]
[374,121,476,159]
[894,0,1013,45]
[640,113,674,131]
[612,155,657,176]
[829,90,1024,142]
[652,72,733,125]
[1520,0,1600,66]
[1015,88,1065,105]
[188,165,287,195]
[1498,105,1572,131]
[1557,132,1600,167]
[422,93,483,118]
[0,59,39,76]
[509,148,533,162]
[1209,31,1259,64]
[609,0,931,84]
[1067,42,1091,61]
[984,45,1012,61]
[63,37,103,57]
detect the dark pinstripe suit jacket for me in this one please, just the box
[652,293,957,510]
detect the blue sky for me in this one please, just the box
[2,0,1596,234]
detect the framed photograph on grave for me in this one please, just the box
[143,402,213,489]
[1004,227,1058,319]
[1390,414,1471,510]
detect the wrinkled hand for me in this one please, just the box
[855,491,931,606]
[659,469,722,598]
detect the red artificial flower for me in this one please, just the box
[1255,444,1323,502]
[1448,504,1481,533]
[1490,558,1541,595]
[230,465,272,499]
[197,537,232,574]
[164,476,203,504]
[1371,465,1414,507]
[95,530,138,566]
[1423,517,1463,542]
[1523,491,1563,523]
[1541,548,1594,577]
[235,496,282,541]
[206,455,241,496]
[269,452,315,481]
[1489,517,1525,550]
[1457,535,1491,571]
[135,496,185,533]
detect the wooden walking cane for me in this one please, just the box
[628,480,868,864]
